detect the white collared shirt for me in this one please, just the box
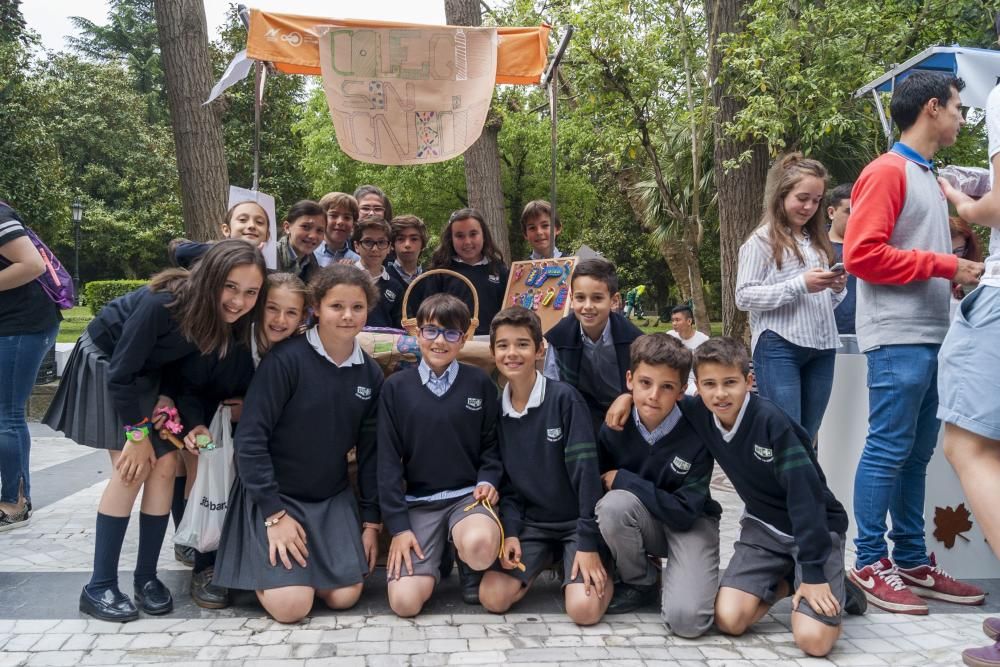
[542,319,615,382]
[502,371,547,419]
[315,240,360,267]
[417,358,460,397]
[454,255,490,266]
[713,391,751,443]
[633,404,682,445]
[530,246,564,260]
[353,259,390,283]
[306,327,364,367]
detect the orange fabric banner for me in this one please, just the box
[246,9,550,85]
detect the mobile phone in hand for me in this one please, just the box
[830,262,845,274]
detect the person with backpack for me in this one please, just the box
[0,202,63,531]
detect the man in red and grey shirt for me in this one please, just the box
[844,71,985,615]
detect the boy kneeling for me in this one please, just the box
[378,294,503,617]
[596,334,721,637]
[480,307,611,625]
[687,338,849,657]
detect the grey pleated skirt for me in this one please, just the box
[42,332,176,457]
[213,479,368,592]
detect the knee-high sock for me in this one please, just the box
[87,513,130,592]
[193,549,217,574]
[134,512,169,587]
[170,476,187,529]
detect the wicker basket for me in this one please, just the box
[400,268,480,339]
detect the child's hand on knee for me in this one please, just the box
[388,530,425,580]
[572,551,607,599]
[604,394,632,431]
[266,512,309,570]
[474,483,498,506]
[500,537,522,570]
[793,582,840,617]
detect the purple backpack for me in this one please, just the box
[0,203,76,309]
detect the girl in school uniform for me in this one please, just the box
[213,264,384,624]
[425,208,509,336]
[43,240,267,622]
[169,273,310,609]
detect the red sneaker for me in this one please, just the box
[848,558,928,615]
[896,553,986,605]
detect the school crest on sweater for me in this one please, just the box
[753,444,774,462]
[466,397,483,411]
[546,427,562,442]
[670,456,692,474]
[356,385,373,400]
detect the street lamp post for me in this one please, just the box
[70,199,83,304]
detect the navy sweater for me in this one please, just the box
[235,336,383,522]
[412,259,510,336]
[366,272,405,329]
[544,310,642,427]
[377,364,502,535]
[86,287,198,426]
[598,413,722,532]
[682,395,848,583]
[498,380,603,551]
[162,340,255,432]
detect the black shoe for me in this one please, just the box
[439,546,455,580]
[79,585,139,623]
[844,576,868,616]
[191,568,231,609]
[174,544,195,567]
[606,583,659,614]
[134,578,174,615]
[457,559,483,605]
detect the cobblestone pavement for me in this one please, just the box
[0,427,993,666]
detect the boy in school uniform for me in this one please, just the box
[386,215,427,286]
[684,337,852,657]
[352,217,405,329]
[479,306,611,625]
[544,258,643,432]
[521,200,563,259]
[378,294,503,617]
[596,333,721,637]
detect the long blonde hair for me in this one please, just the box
[760,153,834,270]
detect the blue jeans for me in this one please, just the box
[853,344,939,569]
[0,326,58,503]
[752,330,836,441]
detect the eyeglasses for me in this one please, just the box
[358,238,390,250]
[359,205,386,215]
[419,325,463,343]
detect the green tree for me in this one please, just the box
[210,7,311,217]
[68,0,166,124]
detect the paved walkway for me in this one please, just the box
[0,425,994,666]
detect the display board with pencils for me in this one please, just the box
[502,257,577,333]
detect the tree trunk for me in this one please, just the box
[444,0,511,264]
[706,0,769,340]
[154,0,228,241]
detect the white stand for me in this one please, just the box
[818,347,1000,578]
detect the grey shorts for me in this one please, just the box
[938,285,1000,440]
[491,519,608,588]
[721,518,846,626]
[389,494,494,583]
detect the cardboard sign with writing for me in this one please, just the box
[502,257,577,334]
[316,24,497,165]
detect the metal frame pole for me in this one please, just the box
[541,26,574,223]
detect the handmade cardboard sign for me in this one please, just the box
[316,24,498,165]
[502,257,577,334]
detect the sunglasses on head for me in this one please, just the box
[419,325,463,343]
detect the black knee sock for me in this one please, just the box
[170,476,187,529]
[87,513,130,593]
[192,549,216,574]
[134,512,169,588]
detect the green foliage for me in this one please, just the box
[84,280,148,315]
[211,7,312,217]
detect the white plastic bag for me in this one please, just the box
[174,405,235,552]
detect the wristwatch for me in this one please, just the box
[125,427,148,442]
